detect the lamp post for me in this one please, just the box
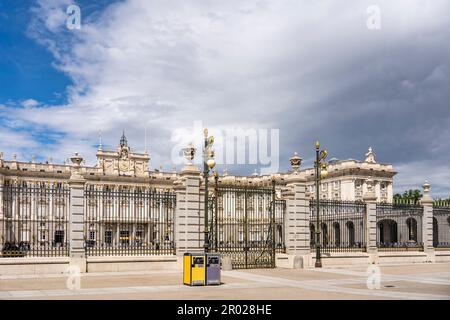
[203,128,216,253]
[314,141,328,268]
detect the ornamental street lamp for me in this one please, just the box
[203,128,216,253]
[314,141,328,268]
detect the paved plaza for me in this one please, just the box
[0,263,449,300]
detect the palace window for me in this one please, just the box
[105,230,113,245]
[119,229,130,246]
[20,225,30,242]
[135,225,144,243]
[54,230,65,245]
[333,181,340,189]
[39,230,47,242]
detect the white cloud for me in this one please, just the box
[0,127,40,161]
[21,99,39,108]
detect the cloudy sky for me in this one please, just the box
[0,0,449,197]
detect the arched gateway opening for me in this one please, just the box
[378,219,397,245]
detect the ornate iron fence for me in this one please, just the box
[211,185,285,269]
[274,199,286,253]
[1,184,70,257]
[84,187,176,256]
[309,200,366,252]
[376,203,423,251]
[433,204,450,249]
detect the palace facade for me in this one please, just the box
[0,133,420,263]
[0,133,396,201]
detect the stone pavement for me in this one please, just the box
[0,263,449,300]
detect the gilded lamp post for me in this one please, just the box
[314,141,328,268]
[203,128,216,253]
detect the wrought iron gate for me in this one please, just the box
[209,184,285,269]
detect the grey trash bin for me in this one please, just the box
[205,253,221,285]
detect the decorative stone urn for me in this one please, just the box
[70,152,84,180]
[289,152,303,173]
[182,143,196,165]
[421,180,433,204]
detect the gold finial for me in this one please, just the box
[315,140,320,150]
[204,128,208,138]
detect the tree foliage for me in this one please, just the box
[393,189,422,204]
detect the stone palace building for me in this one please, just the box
[0,133,397,258]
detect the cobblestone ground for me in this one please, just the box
[1,263,449,300]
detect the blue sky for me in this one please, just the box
[0,1,70,104]
[0,0,120,105]
[0,0,450,197]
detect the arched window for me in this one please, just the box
[433,217,439,247]
[321,223,328,246]
[310,224,315,247]
[378,219,398,245]
[406,218,418,242]
[276,224,283,247]
[333,222,341,247]
[346,221,355,247]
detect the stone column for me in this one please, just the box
[363,178,378,264]
[68,153,87,272]
[420,181,435,262]
[284,173,309,253]
[281,170,310,268]
[277,153,310,268]
[174,163,203,255]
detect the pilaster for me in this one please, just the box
[420,181,435,262]
[363,178,378,264]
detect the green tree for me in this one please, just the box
[394,189,422,204]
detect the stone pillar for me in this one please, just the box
[281,171,310,268]
[174,163,203,255]
[420,181,435,262]
[363,178,378,264]
[68,153,87,272]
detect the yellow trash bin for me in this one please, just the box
[183,252,206,286]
